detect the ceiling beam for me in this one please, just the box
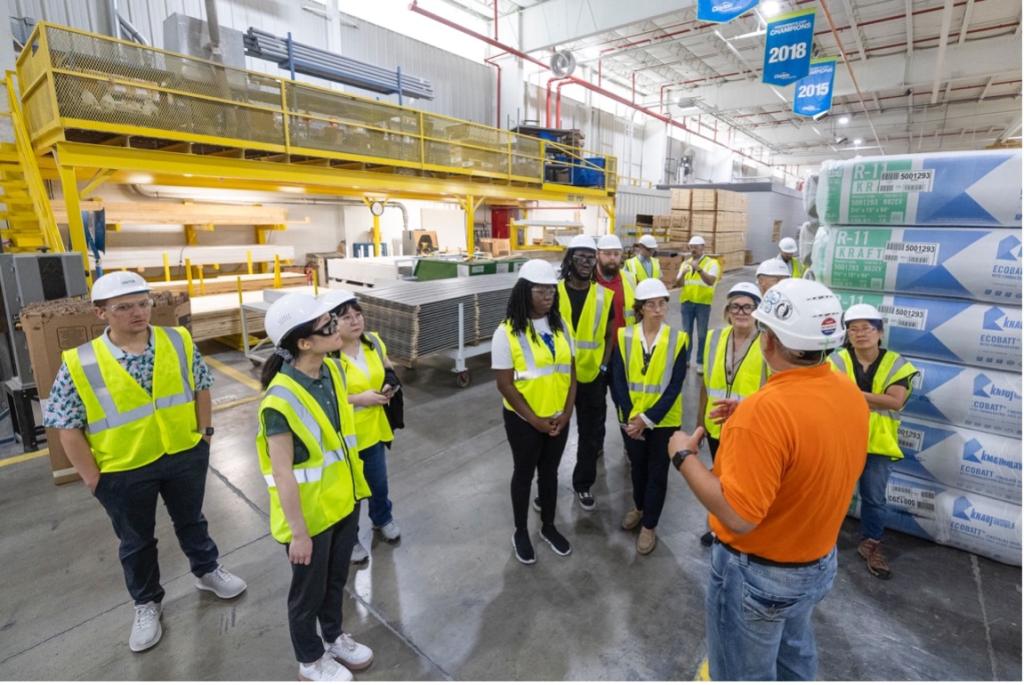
[958,0,976,45]
[518,0,692,53]
[905,0,914,55]
[978,75,995,101]
[930,0,955,104]
[839,0,867,62]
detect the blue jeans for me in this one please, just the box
[706,543,837,681]
[358,442,393,527]
[681,302,711,365]
[859,454,894,540]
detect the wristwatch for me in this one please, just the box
[204,426,216,437]
[672,448,696,470]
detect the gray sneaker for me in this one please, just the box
[351,541,369,564]
[195,565,247,599]
[129,602,162,652]
[376,520,401,542]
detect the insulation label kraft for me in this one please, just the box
[905,357,1022,438]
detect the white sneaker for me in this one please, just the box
[696,366,704,376]
[325,633,374,671]
[299,654,353,682]
[351,541,369,564]
[376,520,401,542]
[195,565,247,599]
[129,602,162,652]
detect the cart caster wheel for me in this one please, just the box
[250,359,262,368]
[455,371,471,388]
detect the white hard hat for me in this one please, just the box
[91,271,150,303]
[728,281,762,303]
[753,279,845,351]
[844,303,884,325]
[634,278,670,301]
[688,235,706,246]
[567,234,597,251]
[517,258,559,285]
[319,288,357,312]
[264,293,335,347]
[778,237,799,254]
[638,234,658,249]
[756,257,792,277]
[597,234,623,251]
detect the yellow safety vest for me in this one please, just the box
[64,326,200,473]
[679,255,720,305]
[501,320,573,418]
[625,255,661,281]
[702,326,768,439]
[340,332,395,451]
[557,281,612,383]
[617,323,688,429]
[829,348,917,460]
[784,256,805,278]
[257,359,370,543]
[622,271,638,327]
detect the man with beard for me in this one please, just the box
[553,235,615,511]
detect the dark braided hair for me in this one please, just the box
[559,248,596,282]
[504,279,564,341]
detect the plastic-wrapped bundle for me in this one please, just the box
[849,472,1021,566]
[817,149,1022,227]
[811,225,1021,304]
[802,173,818,219]
[834,291,1021,371]
[896,418,1021,505]
[902,357,1021,437]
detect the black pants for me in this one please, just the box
[92,440,219,605]
[286,508,359,664]
[623,427,673,529]
[708,436,720,461]
[505,409,569,530]
[572,377,607,492]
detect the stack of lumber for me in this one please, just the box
[669,188,749,271]
[150,272,306,296]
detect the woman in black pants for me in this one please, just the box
[610,278,688,556]
[492,259,577,565]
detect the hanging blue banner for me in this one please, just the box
[762,8,816,86]
[696,0,760,23]
[793,57,837,117]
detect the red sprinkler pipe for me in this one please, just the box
[546,77,569,127]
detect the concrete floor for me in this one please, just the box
[0,266,1020,680]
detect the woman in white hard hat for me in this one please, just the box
[609,278,688,555]
[829,303,918,581]
[624,234,661,281]
[696,281,768,546]
[777,237,804,278]
[258,293,375,682]
[320,290,402,564]
[755,257,791,294]
[493,259,577,565]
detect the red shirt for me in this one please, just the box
[596,271,626,345]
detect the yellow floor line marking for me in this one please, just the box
[694,658,710,681]
[0,394,261,470]
[206,356,261,391]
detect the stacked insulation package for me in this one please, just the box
[809,149,1022,566]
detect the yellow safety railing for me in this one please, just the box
[16,22,618,193]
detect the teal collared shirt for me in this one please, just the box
[263,361,341,465]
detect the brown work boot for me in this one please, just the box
[637,527,657,555]
[857,538,892,579]
[622,509,643,531]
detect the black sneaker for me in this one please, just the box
[512,530,536,565]
[539,524,572,556]
[575,489,596,511]
[532,496,542,513]
[700,531,715,547]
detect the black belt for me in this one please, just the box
[715,539,824,568]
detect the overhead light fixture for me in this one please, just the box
[127,173,154,184]
[278,185,304,194]
[761,1,782,18]
[838,115,850,125]
[853,137,864,146]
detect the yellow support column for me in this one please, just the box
[372,214,381,257]
[601,201,616,236]
[162,252,171,282]
[246,250,254,275]
[463,195,483,258]
[185,258,194,297]
[56,165,91,285]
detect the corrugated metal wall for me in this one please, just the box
[9,0,493,124]
[614,186,670,237]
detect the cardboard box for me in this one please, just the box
[658,255,683,287]
[709,232,747,254]
[670,188,691,210]
[690,189,748,213]
[718,250,748,272]
[21,292,191,485]
[479,238,511,257]
[689,211,748,235]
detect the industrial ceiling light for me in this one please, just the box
[760,1,782,18]
[838,115,850,125]
[853,138,864,146]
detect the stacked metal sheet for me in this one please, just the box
[244,28,434,100]
[359,274,518,366]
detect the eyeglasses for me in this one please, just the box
[531,285,556,295]
[109,299,154,314]
[310,316,339,337]
[847,324,878,335]
[572,252,597,264]
[727,303,756,314]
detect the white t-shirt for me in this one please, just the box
[491,318,574,369]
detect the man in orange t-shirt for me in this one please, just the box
[667,279,868,681]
